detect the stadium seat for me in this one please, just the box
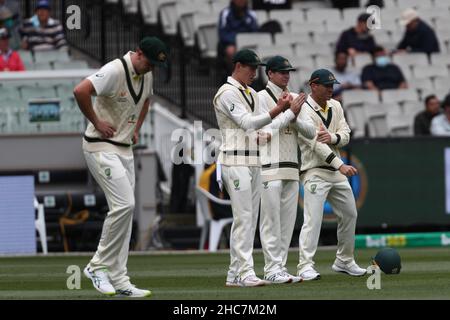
[1,86,21,100]
[396,0,433,9]
[159,0,178,35]
[430,53,450,68]
[196,186,232,252]
[178,2,211,47]
[274,32,311,47]
[34,50,70,64]
[140,0,159,25]
[257,45,294,60]
[17,50,34,65]
[343,89,379,106]
[122,0,138,14]
[413,65,449,80]
[433,76,450,91]
[342,8,365,25]
[194,13,218,58]
[305,8,342,24]
[392,53,429,70]
[295,43,332,58]
[387,114,413,137]
[314,55,334,69]
[408,77,434,98]
[254,10,269,26]
[269,9,305,32]
[28,62,52,70]
[236,33,272,50]
[289,21,326,34]
[312,32,341,48]
[285,55,315,70]
[21,86,57,100]
[381,88,420,104]
[352,53,372,69]
[345,104,366,138]
[210,0,229,14]
[53,60,89,70]
[324,21,348,34]
[402,101,423,115]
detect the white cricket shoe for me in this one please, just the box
[332,261,367,276]
[115,285,152,298]
[83,266,116,296]
[264,272,292,284]
[225,275,266,287]
[298,267,321,281]
[282,272,303,283]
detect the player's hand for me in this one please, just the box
[277,92,291,111]
[256,131,271,145]
[94,120,116,139]
[132,131,139,144]
[339,164,358,177]
[317,124,332,144]
[290,93,306,117]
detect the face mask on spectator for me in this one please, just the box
[375,56,390,67]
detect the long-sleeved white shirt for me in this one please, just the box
[298,95,351,183]
[430,113,450,136]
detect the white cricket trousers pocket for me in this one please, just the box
[260,180,299,277]
[84,151,135,289]
[297,176,358,273]
[221,165,261,280]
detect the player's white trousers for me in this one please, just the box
[260,180,298,277]
[222,165,261,280]
[297,176,357,273]
[84,151,135,289]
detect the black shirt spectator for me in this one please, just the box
[336,14,376,57]
[414,95,440,135]
[361,46,407,91]
[397,8,440,54]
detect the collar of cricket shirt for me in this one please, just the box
[267,80,288,99]
[307,95,331,113]
[227,76,255,111]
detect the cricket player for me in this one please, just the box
[296,69,367,280]
[213,49,302,287]
[73,36,168,297]
[257,56,316,284]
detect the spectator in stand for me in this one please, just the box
[0,27,24,71]
[414,95,440,136]
[430,94,450,136]
[20,0,68,52]
[218,0,258,76]
[331,51,361,102]
[0,0,21,50]
[396,8,440,55]
[361,45,407,92]
[336,13,376,58]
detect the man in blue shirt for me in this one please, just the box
[397,8,440,55]
[336,13,376,58]
[218,0,259,76]
[361,46,407,91]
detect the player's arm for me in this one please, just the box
[133,98,150,144]
[316,105,351,147]
[73,66,119,138]
[219,90,289,131]
[294,108,316,140]
[300,127,357,177]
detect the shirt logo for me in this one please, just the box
[95,73,104,78]
[310,184,317,194]
[158,52,166,62]
[105,168,111,179]
[233,179,240,190]
[230,103,235,112]
[263,182,269,189]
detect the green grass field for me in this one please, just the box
[0,247,449,300]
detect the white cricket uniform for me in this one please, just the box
[83,51,153,290]
[213,76,293,281]
[296,95,358,275]
[257,81,315,277]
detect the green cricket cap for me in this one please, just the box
[309,69,340,86]
[232,49,266,67]
[139,36,168,67]
[265,55,296,74]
